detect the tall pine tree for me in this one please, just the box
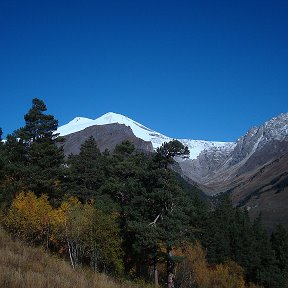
[4,98,64,202]
[65,136,105,202]
[271,224,288,285]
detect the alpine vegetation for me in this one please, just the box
[1,99,288,288]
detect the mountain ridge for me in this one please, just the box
[180,112,288,189]
[58,111,288,231]
[57,112,233,160]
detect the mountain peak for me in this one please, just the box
[69,117,93,124]
[57,112,232,160]
[100,112,126,118]
[103,111,123,116]
[95,112,132,125]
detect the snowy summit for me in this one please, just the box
[57,112,233,159]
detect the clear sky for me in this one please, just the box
[0,0,287,141]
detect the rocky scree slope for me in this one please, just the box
[178,113,288,231]
[179,113,288,192]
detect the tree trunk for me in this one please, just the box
[154,257,159,287]
[67,239,75,269]
[167,246,175,288]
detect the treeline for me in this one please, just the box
[200,196,288,287]
[0,98,288,288]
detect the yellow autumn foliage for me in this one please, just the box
[2,192,82,248]
[2,192,123,275]
[175,242,261,288]
[56,198,123,274]
[3,191,55,245]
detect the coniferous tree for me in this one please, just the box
[0,133,28,204]
[249,215,282,287]
[3,98,64,202]
[114,140,135,156]
[231,208,256,276]
[66,136,105,202]
[153,169,192,288]
[104,141,148,274]
[205,195,235,264]
[155,139,189,168]
[95,140,194,286]
[152,141,192,287]
[125,165,192,282]
[271,224,288,281]
[204,196,286,288]
[188,191,210,242]
[15,98,59,143]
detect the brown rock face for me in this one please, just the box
[178,140,288,231]
[230,153,288,232]
[61,123,153,156]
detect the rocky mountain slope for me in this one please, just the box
[58,112,288,230]
[60,123,153,156]
[178,113,288,230]
[58,112,231,160]
[179,113,288,192]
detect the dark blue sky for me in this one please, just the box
[0,0,287,141]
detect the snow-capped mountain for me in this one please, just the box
[58,111,288,231]
[57,112,233,160]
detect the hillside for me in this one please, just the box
[0,227,150,288]
[58,111,288,231]
[2,98,288,288]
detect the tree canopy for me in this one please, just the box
[1,98,287,288]
[155,139,189,168]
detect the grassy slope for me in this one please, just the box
[0,227,151,288]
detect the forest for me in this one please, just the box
[1,98,288,288]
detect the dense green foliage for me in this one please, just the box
[155,139,189,169]
[201,196,287,287]
[1,98,288,288]
[0,98,64,204]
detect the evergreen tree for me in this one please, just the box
[155,139,189,168]
[271,224,288,284]
[188,191,210,242]
[204,196,285,288]
[250,216,282,287]
[95,140,194,286]
[0,133,28,204]
[15,98,59,143]
[151,169,192,288]
[3,98,64,202]
[231,209,256,275]
[121,162,193,286]
[205,195,235,264]
[114,140,135,156]
[104,141,149,274]
[66,136,106,202]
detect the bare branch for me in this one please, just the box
[149,213,161,227]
